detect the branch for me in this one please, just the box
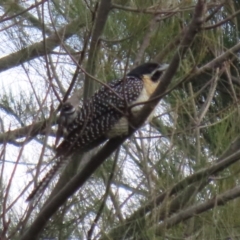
[196,68,219,123]
[187,41,240,81]
[0,0,49,33]
[112,2,219,15]
[112,3,189,15]
[84,0,112,99]
[87,149,119,240]
[0,17,86,73]
[203,8,240,30]
[20,136,128,240]
[155,185,240,235]
[134,15,160,66]
[0,119,54,144]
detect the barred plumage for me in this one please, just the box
[26,62,169,201]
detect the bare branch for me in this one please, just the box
[155,185,240,235]
[0,17,86,73]
[84,0,112,99]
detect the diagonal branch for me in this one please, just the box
[0,118,55,145]
[0,17,86,73]
[154,185,240,235]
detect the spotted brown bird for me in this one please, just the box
[27,62,169,201]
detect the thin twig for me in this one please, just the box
[87,148,120,240]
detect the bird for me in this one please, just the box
[26,62,169,201]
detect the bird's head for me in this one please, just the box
[127,62,169,82]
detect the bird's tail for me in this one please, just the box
[26,156,68,202]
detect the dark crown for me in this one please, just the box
[127,62,160,77]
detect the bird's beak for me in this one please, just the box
[158,63,169,71]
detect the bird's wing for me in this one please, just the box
[56,76,144,157]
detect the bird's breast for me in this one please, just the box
[106,76,160,139]
[106,117,129,138]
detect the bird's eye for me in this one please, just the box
[152,71,162,82]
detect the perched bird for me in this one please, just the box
[26,62,169,201]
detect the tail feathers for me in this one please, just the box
[26,156,68,202]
